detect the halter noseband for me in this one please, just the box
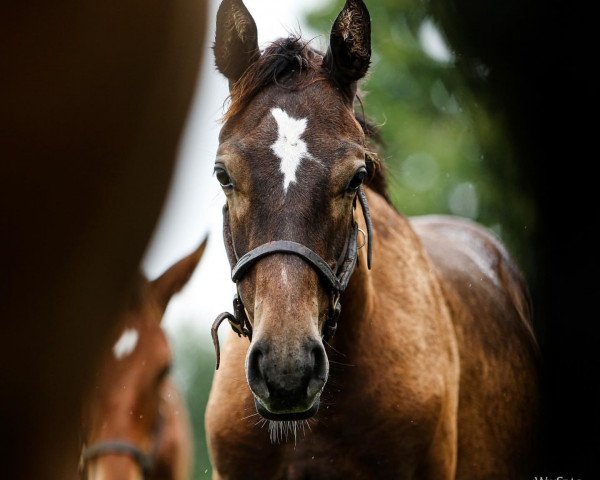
[211,186,373,369]
[80,412,164,479]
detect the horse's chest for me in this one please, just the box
[279,453,371,480]
[279,444,393,480]
[222,430,409,480]
[210,371,436,478]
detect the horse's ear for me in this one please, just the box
[214,0,260,88]
[151,237,208,315]
[323,0,371,93]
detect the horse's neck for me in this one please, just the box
[334,189,438,353]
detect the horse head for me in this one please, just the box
[81,239,206,479]
[213,0,373,421]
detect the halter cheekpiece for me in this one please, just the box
[211,185,373,369]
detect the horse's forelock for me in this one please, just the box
[223,36,322,123]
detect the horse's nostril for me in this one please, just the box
[306,342,328,398]
[311,342,327,378]
[248,344,262,373]
[247,343,270,399]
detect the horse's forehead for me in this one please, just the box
[231,80,356,137]
[267,107,319,194]
[225,103,362,164]
[220,93,364,198]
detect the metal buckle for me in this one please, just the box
[227,316,246,337]
[357,227,367,249]
[211,294,253,370]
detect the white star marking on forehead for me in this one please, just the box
[270,107,316,193]
[113,328,139,360]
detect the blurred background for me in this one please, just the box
[143,0,586,477]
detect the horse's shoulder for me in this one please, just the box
[410,214,536,349]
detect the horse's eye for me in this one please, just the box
[346,167,367,193]
[214,166,233,189]
[156,364,171,384]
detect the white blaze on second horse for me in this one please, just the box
[270,107,315,193]
[113,328,139,360]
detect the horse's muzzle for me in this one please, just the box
[246,338,328,419]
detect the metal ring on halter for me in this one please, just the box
[357,228,367,249]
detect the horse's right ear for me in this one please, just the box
[323,0,371,94]
[214,0,260,88]
[150,237,208,315]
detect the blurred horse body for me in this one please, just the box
[205,1,538,479]
[81,240,206,480]
[0,1,206,479]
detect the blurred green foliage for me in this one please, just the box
[308,0,536,278]
[171,328,215,478]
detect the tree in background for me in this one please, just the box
[171,328,215,478]
[308,0,536,280]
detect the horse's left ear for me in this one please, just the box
[323,0,371,95]
[214,0,260,88]
[151,237,208,315]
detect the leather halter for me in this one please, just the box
[79,413,164,479]
[211,186,373,369]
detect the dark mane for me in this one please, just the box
[222,36,390,203]
[358,116,391,204]
[223,36,320,123]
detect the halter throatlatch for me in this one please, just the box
[210,185,373,370]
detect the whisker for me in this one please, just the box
[305,419,313,432]
[328,360,355,367]
[241,412,259,420]
[264,418,311,445]
[324,341,346,357]
[254,417,267,427]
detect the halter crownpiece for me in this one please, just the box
[211,185,373,370]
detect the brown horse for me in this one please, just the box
[81,239,206,480]
[206,1,538,478]
[0,1,206,478]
